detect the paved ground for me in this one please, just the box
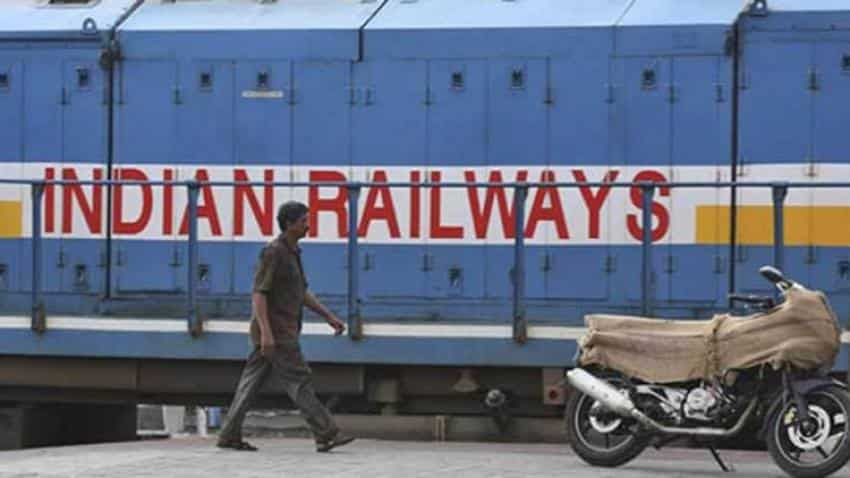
[0,437,848,478]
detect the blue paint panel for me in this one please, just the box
[672,57,730,166]
[666,246,725,304]
[427,60,486,167]
[809,39,850,310]
[63,57,106,165]
[0,240,21,293]
[739,41,812,165]
[549,56,608,166]
[300,243,346,299]
[0,59,22,162]
[176,61,234,165]
[619,57,671,167]
[351,61,427,302]
[57,239,105,295]
[116,60,177,164]
[425,245,486,302]
[0,327,579,367]
[809,247,850,299]
[545,247,608,300]
[114,241,180,293]
[235,61,291,166]
[197,242,233,295]
[233,242,263,295]
[813,39,850,164]
[361,245,426,299]
[615,57,671,307]
[352,60,427,166]
[293,61,350,167]
[669,56,730,304]
[548,56,610,301]
[24,57,62,164]
[621,246,666,305]
[0,59,23,293]
[734,246,786,295]
[483,246,545,301]
[488,59,547,167]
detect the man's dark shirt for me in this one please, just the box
[249,235,308,346]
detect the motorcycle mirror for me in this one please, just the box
[759,266,785,284]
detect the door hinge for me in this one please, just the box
[604,83,615,104]
[664,254,677,273]
[667,84,677,103]
[422,253,434,272]
[713,255,726,274]
[808,67,820,91]
[714,83,725,103]
[540,252,552,272]
[544,86,554,105]
[604,254,616,273]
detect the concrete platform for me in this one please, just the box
[1,436,848,478]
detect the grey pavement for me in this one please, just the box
[0,437,848,478]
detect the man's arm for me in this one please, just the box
[252,292,272,338]
[305,291,346,335]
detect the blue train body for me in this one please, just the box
[0,0,849,374]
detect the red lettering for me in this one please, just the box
[61,168,103,234]
[308,170,348,238]
[358,170,400,238]
[163,169,174,235]
[626,170,671,242]
[429,171,463,239]
[179,169,223,236]
[572,169,619,239]
[410,171,421,238]
[234,169,274,236]
[113,168,152,235]
[464,170,529,239]
[44,168,55,233]
[525,170,569,239]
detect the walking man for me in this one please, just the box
[216,201,354,453]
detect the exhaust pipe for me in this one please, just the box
[566,368,757,437]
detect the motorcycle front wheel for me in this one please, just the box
[564,375,650,467]
[767,386,850,478]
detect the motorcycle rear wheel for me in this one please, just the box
[565,376,650,467]
[766,386,850,478]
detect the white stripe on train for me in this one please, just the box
[0,316,847,343]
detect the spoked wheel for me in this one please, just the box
[565,377,650,467]
[767,387,850,478]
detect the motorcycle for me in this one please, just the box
[565,266,849,478]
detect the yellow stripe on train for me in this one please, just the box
[0,201,22,238]
[697,205,850,246]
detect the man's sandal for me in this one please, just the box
[216,439,258,451]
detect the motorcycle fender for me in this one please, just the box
[757,377,845,440]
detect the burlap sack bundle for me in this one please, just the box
[579,288,840,384]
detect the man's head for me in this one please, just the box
[277,201,309,240]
